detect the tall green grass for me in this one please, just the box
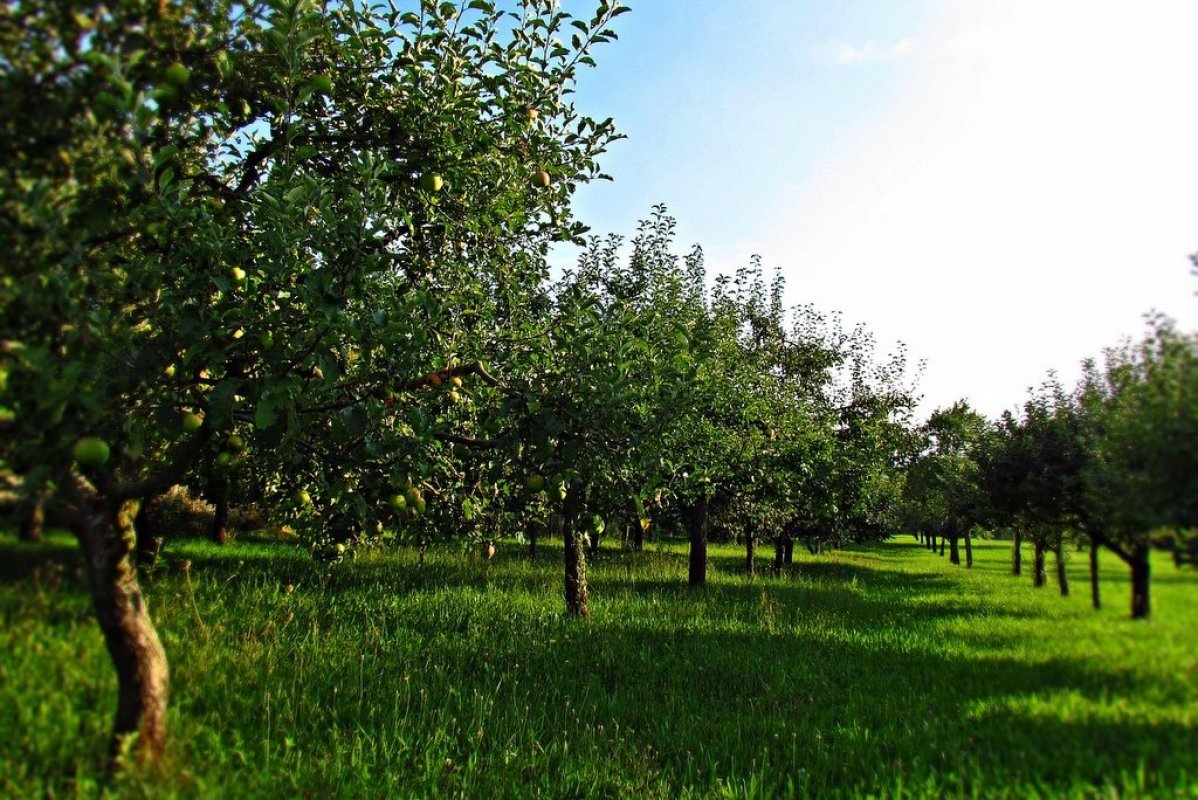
[1,531,1195,798]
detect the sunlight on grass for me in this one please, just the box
[1,531,1195,798]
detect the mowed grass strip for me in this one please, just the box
[1,531,1195,799]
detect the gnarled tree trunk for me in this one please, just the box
[686,495,709,587]
[69,486,169,765]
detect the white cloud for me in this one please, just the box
[836,38,917,64]
[747,1,1198,418]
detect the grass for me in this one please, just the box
[0,530,1195,798]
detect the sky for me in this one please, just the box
[555,0,1198,420]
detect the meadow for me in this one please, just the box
[1,531,1195,799]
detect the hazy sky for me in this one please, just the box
[558,1,1198,419]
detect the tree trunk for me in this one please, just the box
[134,495,164,568]
[938,536,946,557]
[19,495,45,543]
[562,481,589,618]
[773,536,785,575]
[783,535,794,564]
[1089,537,1101,610]
[209,476,229,545]
[527,518,539,558]
[588,525,600,560]
[1033,542,1046,588]
[686,495,709,587]
[1012,528,1023,576]
[1130,548,1150,619]
[949,534,960,565]
[633,517,645,552]
[1055,539,1069,596]
[745,522,756,578]
[71,494,169,765]
[964,528,973,568]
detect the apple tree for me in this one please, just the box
[0,0,627,763]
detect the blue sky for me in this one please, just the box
[556,1,1198,419]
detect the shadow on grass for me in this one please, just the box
[3,530,1194,797]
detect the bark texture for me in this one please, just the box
[70,490,169,765]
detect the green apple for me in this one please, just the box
[523,473,546,491]
[215,452,232,469]
[405,486,422,506]
[73,437,111,467]
[389,493,407,512]
[295,489,312,506]
[163,62,190,88]
[182,412,204,433]
[311,74,333,94]
[226,434,245,452]
[420,173,444,192]
[533,170,551,188]
[163,363,176,378]
[260,332,274,349]
[229,266,247,286]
